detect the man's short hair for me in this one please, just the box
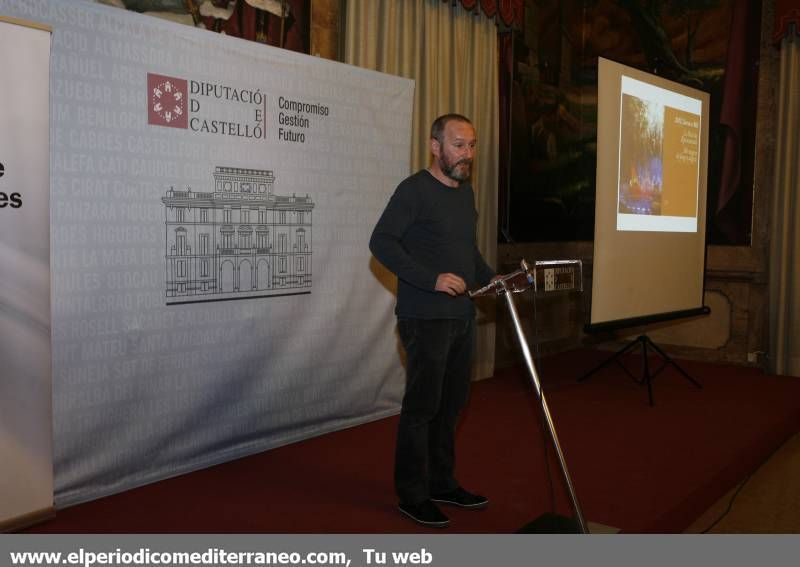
[430,114,472,144]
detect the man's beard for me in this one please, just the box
[440,153,472,182]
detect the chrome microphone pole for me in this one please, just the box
[472,260,588,533]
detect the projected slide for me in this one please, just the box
[617,76,702,233]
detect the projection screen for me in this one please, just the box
[589,58,710,331]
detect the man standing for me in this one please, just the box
[369,114,495,528]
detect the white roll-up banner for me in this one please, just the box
[0,0,414,507]
[0,15,54,526]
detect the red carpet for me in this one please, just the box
[26,349,800,533]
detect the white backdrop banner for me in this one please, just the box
[0,0,413,507]
[0,16,53,525]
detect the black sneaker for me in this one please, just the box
[398,500,450,528]
[430,487,489,509]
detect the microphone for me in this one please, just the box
[468,259,535,298]
[468,258,583,297]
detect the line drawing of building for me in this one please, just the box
[162,166,314,304]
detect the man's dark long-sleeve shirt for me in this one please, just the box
[369,169,495,319]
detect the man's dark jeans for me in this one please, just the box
[395,317,475,505]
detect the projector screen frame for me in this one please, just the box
[584,306,711,334]
[587,57,711,334]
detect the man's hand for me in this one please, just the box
[435,273,467,296]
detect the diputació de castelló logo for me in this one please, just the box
[147,73,188,129]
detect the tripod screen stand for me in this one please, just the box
[579,334,702,406]
[470,259,587,533]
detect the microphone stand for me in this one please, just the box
[470,260,588,533]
